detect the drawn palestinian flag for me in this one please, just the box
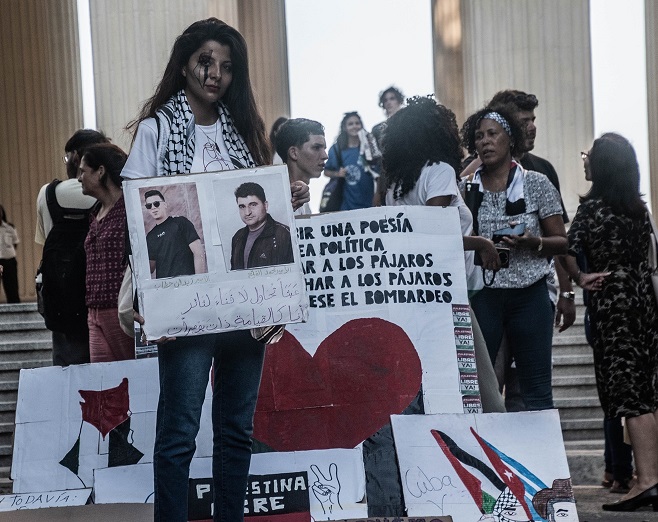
[431,427,547,519]
[59,378,144,482]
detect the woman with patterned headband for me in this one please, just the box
[460,106,568,411]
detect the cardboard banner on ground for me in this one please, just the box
[11,359,212,494]
[123,165,307,340]
[0,489,91,511]
[252,206,481,517]
[333,518,453,522]
[391,411,577,521]
[94,448,365,521]
[254,206,479,453]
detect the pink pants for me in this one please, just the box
[88,307,135,362]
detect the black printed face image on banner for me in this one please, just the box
[187,472,310,521]
[140,183,208,279]
[229,181,294,271]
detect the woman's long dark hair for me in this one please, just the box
[582,132,646,218]
[383,96,463,199]
[335,112,363,151]
[127,18,270,165]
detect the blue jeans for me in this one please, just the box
[470,277,554,410]
[153,330,265,522]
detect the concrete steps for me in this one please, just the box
[550,295,605,483]
[0,298,605,493]
[0,303,52,493]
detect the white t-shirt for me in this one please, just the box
[0,222,19,259]
[121,118,233,180]
[35,179,97,245]
[385,162,481,290]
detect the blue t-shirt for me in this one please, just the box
[325,145,374,210]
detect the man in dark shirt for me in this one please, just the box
[144,189,206,278]
[230,182,293,270]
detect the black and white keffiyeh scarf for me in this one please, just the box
[465,160,527,235]
[155,89,256,176]
[471,160,526,216]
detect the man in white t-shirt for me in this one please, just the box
[35,129,109,366]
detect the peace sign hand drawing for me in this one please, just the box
[310,463,342,514]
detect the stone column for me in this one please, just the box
[238,0,291,134]
[433,0,594,218]
[0,0,82,301]
[645,0,658,211]
[89,0,240,152]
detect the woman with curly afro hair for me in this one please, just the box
[382,96,505,412]
[383,96,501,274]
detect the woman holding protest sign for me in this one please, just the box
[382,95,504,413]
[122,18,308,522]
[460,105,567,411]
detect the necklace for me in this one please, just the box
[198,120,220,153]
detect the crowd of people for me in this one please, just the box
[9,16,655,521]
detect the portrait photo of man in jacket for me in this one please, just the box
[230,182,293,270]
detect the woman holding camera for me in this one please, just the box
[383,96,504,412]
[460,106,567,411]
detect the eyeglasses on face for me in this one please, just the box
[145,201,162,209]
[580,151,590,160]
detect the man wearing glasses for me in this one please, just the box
[35,129,109,366]
[144,189,206,278]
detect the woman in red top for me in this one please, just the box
[78,143,134,362]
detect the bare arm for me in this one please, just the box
[459,157,482,180]
[554,258,576,332]
[558,254,610,291]
[189,239,206,274]
[324,167,346,179]
[427,195,501,272]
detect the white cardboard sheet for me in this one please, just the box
[94,448,366,521]
[391,411,578,522]
[0,489,91,511]
[11,359,212,493]
[123,165,307,339]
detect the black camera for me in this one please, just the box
[496,246,510,268]
[474,246,510,268]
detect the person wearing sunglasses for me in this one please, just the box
[143,189,205,278]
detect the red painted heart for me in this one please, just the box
[254,317,422,451]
